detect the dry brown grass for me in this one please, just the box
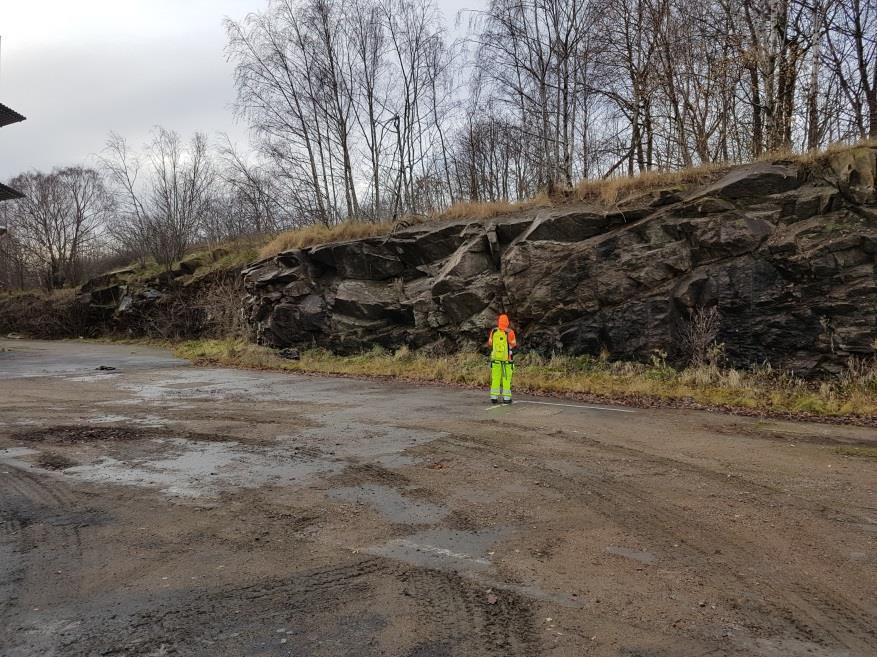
[253,139,877,261]
[771,137,877,165]
[834,446,877,458]
[257,198,555,259]
[573,138,877,207]
[436,192,554,221]
[575,162,728,206]
[259,221,395,259]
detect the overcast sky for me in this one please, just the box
[0,0,476,180]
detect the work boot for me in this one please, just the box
[491,398,498,404]
[502,399,512,405]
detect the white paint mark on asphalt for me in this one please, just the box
[516,400,635,413]
[485,400,633,413]
[393,539,491,565]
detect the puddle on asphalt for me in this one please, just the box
[364,526,586,608]
[2,417,440,501]
[605,546,657,564]
[1,447,38,460]
[0,365,447,500]
[119,369,296,403]
[281,421,439,463]
[329,484,447,525]
[61,437,346,498]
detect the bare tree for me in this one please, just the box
[102,128,214,269]
[349,0,391,217]
[226,2,332,225]
[5,167,109,289]
[215,136,287,237]
[0,202,30,290]
[825,0,877,138]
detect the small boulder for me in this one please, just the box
[695,162,800,200]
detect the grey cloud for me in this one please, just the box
[0,37,248,178]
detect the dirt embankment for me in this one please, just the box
[0,248,245,340]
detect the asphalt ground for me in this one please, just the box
[1,339,875,656]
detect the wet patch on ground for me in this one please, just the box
[366,527,506,573]
[35,451,78,471]
[14,425,160,444]
[329,484,448,525]
[59,437,348,499]
[605,545,657,565]
[4,415,447,504]
[12,424,263,446]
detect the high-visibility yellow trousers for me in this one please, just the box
[490,360,513,402]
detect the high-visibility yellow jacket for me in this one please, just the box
[488,327,517,362]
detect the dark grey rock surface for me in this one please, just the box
[243,148,877,373]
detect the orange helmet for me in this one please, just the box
[497,314,510,330]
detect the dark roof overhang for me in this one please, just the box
[0,102,26,128]
[0,182,24,202]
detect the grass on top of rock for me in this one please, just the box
[174,339,877,422]
[258,221,396,259]
[254,165,720,259]
[121,235,266,283]
[255,139,877,260]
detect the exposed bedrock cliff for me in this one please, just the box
[243,148,877,373]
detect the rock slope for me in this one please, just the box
[243,148,877,373]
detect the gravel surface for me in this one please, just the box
[1,339,875,656]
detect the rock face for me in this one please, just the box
[243,148,877,373]
[0,249,243,340]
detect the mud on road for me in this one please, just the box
[1,339,875,656]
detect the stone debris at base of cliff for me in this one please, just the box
[242,148,877,375]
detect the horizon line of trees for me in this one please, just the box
[226,0,876,213]
[2,0,875,290]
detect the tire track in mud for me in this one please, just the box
[467,417,870,525]
[233,556,391,606]
[550,463,877,654]
[438,431,877,655]
[402,568,541,656]
[0,466,86,654]
[70,556,542,657]
[70,559,396,656]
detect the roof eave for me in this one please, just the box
[0,102,26,129]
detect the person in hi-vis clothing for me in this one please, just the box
[487,314,517,404]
